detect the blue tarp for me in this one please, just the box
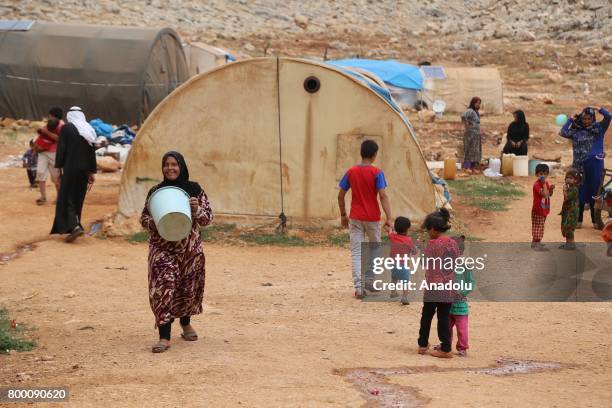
[327,59,423,90]
[90,118,114,137]
[89,118,136,144]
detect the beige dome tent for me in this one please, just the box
[423,67,504,114]
[116,57,436,223]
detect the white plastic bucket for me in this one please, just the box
[489,158,501,174]
[513,155,529,177]
[147,186,192,241]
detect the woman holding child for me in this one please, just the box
[51,107,97,243]
[140,151,213,353]
[559,107,610,229]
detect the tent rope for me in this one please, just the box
[276,57,286,233]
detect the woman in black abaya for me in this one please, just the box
[51,107,97,242]
[502,110,530,156]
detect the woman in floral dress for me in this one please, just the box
[461,97,482,173]
[140,151,213,353]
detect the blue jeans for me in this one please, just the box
[392,267,410,283]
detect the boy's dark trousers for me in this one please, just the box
[418,302,452,352]
[27,169,36,186]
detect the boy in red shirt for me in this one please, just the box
[337,140,392,298]
[531,163,555,251]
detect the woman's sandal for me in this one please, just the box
[152,340,171,353]
[181,327,198,341]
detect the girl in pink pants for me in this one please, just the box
[449,269,474,356]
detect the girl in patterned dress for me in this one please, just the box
[417,208,460,359]
[140,151,213,353]
[559,168,581,250]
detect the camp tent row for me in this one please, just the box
[116,57,437,223]
[329,59,504,114]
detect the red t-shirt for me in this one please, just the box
[34,120,64,153]
[339,165,387,222]
[389,232,415,258]
[532,179,552,216]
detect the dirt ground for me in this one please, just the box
[0,131,611,407]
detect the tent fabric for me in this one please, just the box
[333,67,417,139]
[183,42,235,76]
[0,22,189,125]
[423,67,504,114]
[327,59,423,90]
[116,57,436,223]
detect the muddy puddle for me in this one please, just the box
[0,243,36,265]
[0,155,22,169]
[337,358,569,408]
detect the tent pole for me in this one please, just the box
[275,57,287,232]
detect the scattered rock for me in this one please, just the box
[64,290,77,298]
[516,30,536,42]
[0,118,16,127]
[40,355,55,362]
[493,25,513,39]
[294,14,309,29]
[16,372,32,381]
[261,282,273,286]
[243,42,256,52]
[329,40,348,50]
[546,71,563,83]
[71,364,80,369]
[96,156,121,173]
[418,109,436,123]
[584,0,607,11]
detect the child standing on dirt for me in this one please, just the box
[559,168,581,250]
[417,208,459,359]
[449,235,474,357]
[22,139,38,188]
[436,235,475,357]
[389,216,415,305]
[531,163,555,251]
[338,139,393,299]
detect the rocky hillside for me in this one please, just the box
[2,0,611,49]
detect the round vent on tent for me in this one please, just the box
[303,76,320,93]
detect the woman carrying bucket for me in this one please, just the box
[140,151,213,353]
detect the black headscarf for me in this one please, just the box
[152,151,202,198]
[507,110,529,142]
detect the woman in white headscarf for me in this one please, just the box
[51,107,97,242]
